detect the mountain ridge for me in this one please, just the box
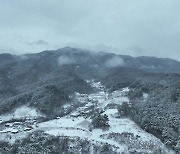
[1,47,180,74]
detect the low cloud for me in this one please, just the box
[105,56,124,67]
[35,40,49,46]
[58,56,76,66]
[26,40,49,47]
[1,1,180,60]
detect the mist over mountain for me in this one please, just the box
[1,0,180,153]
[0,47,180,153]
[1,47,180,77]
[0,47,180,113]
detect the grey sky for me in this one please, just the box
[0,0,180,60]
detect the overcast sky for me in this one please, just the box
[0,0,180,60]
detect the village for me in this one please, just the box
[0,80,128,143]
[0,106,44,142]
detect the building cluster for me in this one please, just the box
[0,117,39,135]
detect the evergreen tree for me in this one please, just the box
[100,144,111,154]
[118,102,130,117]
[92,114,110,129]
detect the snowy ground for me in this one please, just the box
[36,81,174,153]
[0,81,175,153]
[0,106,43,123]
[0,106,43,143]
[37,108,173,153]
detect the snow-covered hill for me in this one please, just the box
[0,81,176,153]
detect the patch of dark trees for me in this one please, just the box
[117,85,180,153]
[0,131,117,154]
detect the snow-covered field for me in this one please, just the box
[37,107,173,153]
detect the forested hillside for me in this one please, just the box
[0,47,179,153]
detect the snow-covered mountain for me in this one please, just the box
[0,47,179,153]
